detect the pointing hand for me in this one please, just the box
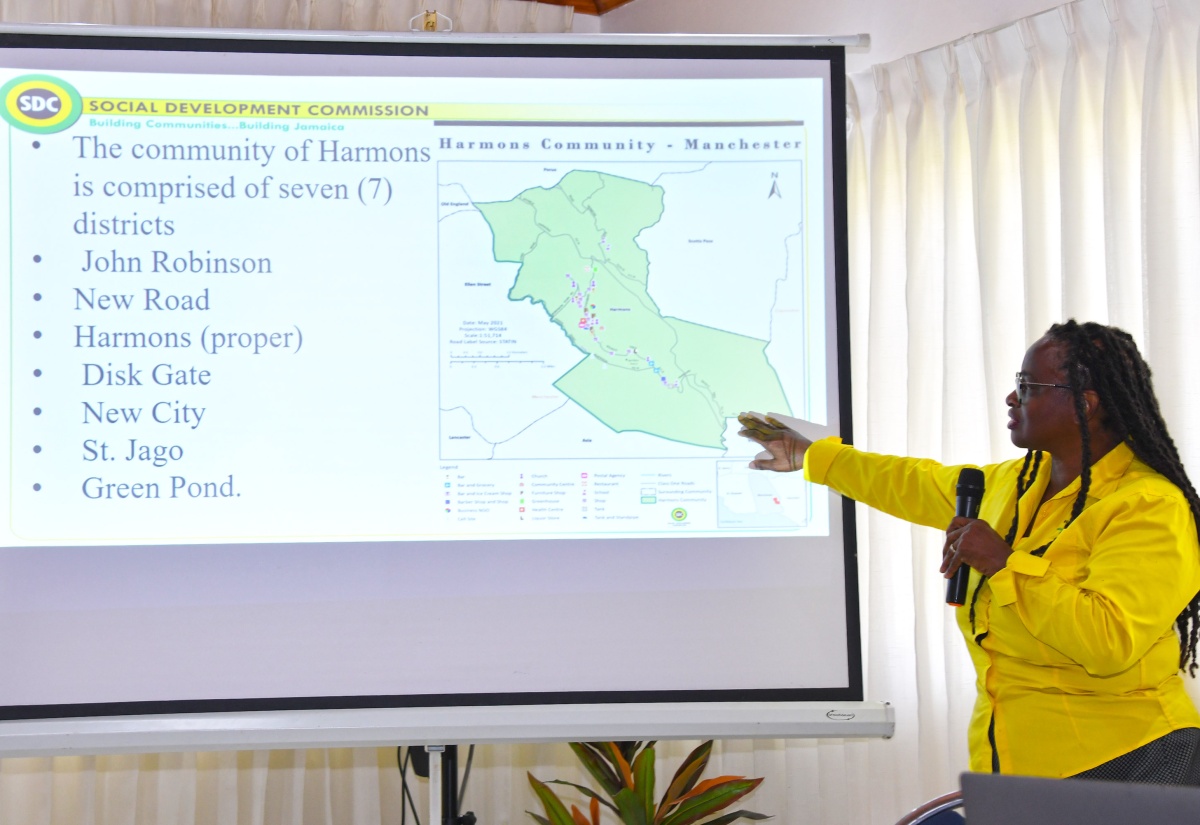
[737,412,813,473]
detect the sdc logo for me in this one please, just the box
[1,75,82,134]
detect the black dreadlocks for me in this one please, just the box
[982,321,1200,675]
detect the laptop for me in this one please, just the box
[960,772,1200,824]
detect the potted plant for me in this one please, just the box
[528,740,769,825]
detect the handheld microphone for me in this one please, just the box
[946,467,985,607]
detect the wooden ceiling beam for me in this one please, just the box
[532,0,638,16]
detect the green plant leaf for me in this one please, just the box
[700,810,772,825]
[614,787,650,825]
[570,743,623,797]
[529,773,579,825]
[674,777,745,806]
[632,741,656,820]
[657,741,713,820]
[608,743,635,789]
[659,778,763,825]
[580,741,634,779]
[546,780,619,814]
[579,742,615,766]
[526,812,552,825]
[615,741,642,763]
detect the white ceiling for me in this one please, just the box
[597,0,1071,74]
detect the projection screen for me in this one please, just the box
[0,27,861,742]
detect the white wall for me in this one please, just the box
[601,0,1071,74]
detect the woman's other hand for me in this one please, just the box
[941,517,1014,578]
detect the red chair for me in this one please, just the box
[893,790,965,825]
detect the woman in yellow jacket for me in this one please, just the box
[740,320,1200,783]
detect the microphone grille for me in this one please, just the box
[956,467,985,495]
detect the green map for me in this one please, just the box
[475,170,790,449]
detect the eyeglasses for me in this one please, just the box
[1015,372,1073,403]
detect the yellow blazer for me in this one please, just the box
[805,438,1200,776]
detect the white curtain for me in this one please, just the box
[3,0,1200,823]
[843,1,1200,823]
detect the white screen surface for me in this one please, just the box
[0,32,856,716]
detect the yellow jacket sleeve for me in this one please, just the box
[804,436,970,531]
